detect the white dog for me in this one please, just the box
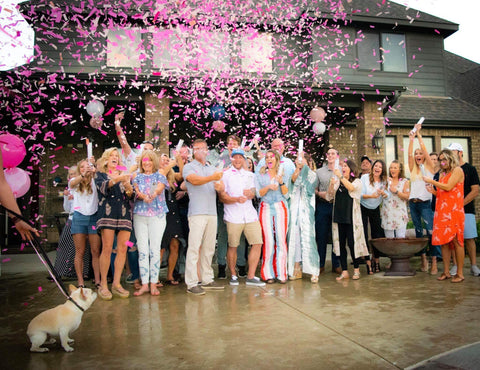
[27,284,97,352]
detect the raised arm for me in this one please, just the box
[416,127,434,174]
[114,111,132,157]
[408,130,415,172]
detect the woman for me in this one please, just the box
[327,159,369,280]
[287,152,320,283]
[381,160,410,238]
[255,150,290,283]
[95,148,135,300]
[53,166,89,280]
[424,149,465,283]
[408,125,439,273]
[132,150,169,296]
[159,153,185,285]
[360,159,387,273]
[68,159,101,288]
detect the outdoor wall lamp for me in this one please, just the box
[372,128,383,153]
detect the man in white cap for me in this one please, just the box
[447,142,480,276]
[217,148,265,287]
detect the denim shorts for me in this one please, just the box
[464,213,478,239]
[71,211,99,235]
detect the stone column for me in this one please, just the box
[144,94,170,155]
[356,99,385,162]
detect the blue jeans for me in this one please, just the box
[315,201,340,269]
[409,200,441,258]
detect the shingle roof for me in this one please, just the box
[385,95,480,127]
[444,51,480,108]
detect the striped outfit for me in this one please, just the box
[255,171,290,281]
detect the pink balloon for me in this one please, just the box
[310,107,327,123]
[0,133,26,169]
[4,167,31,198]
[212,120,226,132]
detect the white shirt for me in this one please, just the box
[409,165,433,201]
[222,167,258,224]
[69,178,99,216]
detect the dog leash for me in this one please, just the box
[1,205,85,312]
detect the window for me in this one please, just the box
[357,32,407,72]
[385,136,397,170]
[106,28,143,68]
[240,32,273,73]
[196,30,231,71]
[440,137,470,163]
[151,28,189,70]
[402,136,434,177]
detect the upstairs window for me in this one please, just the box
[357,32,407,72]
[240,32,273,73]
[106,28,143,68]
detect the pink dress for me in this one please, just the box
[432,173,464,248]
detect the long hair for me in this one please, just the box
[389,160,405,179]
[369,159,387,185]
[260,150,280,175]
[439,149,459,175]
[345,159,358,181]
[410,148,425,181]
[97,148,121,173]
[74,159,93,194]
[304,152,316,171]
[138,150,159,174]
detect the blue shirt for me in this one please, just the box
[256,155,296,180]
[133,172,169,216]
[183,160,218,217]
[360,173,385,210]
[255,171,289,204]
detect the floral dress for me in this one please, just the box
[432,173,465,247]
[381,178,409,232]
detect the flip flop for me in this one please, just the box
[451,275,464,283]
[437,273,451,281]
[165,279,179,286]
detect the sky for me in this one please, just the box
[391,0,480,63]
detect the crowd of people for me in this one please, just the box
[50,117,479,299]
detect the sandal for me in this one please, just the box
[266,279,275,284]
[352,271,360,280]
[437,273,452,281]
[366,263,373,275]
[289,265,302,281]
[98,287,113,301]
[451,274,464,283]
[165,279,179,286]
[336,273,349,281]
[310,275,319,284]
[374,261,380,273]
[112,285,130,299]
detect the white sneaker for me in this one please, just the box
[449,265,457,276]
[229,276,239,286]
[471,265,480,276]
[246,276,266,287]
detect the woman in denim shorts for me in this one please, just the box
[69,158,101,288]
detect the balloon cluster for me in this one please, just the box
[86,100,105,129]
[0,133,30,198]
[210,104,226,132]
[310,107,327,135]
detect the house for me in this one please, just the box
[1,0,479,247]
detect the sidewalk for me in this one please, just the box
[1,251,480,369]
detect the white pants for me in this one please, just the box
[185,215,217,289]
[385,227,406,238]
[134,214,166,284]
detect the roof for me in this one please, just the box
[444,51,480,107]
[308,0,458,37]
[385,95,480,127]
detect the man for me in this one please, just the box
[447,143,480,276]
[360,155,372,176]
[183,139,224,295]
[216,135,248,279]
[315,146,341,274]
[217,148,265,286]
[256,138,295,179]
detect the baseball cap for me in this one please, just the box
[447,143,463,152]
[361,155,371,163]
[231,148,246,158]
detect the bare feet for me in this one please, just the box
[133,284,149,296]
[150,283,160,296]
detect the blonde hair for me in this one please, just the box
[410,148,424,181]
[73,159,93,194]
[439,149,459,174]
[97,148,121,173]
[138,150,159,173]
[260,150,280,175]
